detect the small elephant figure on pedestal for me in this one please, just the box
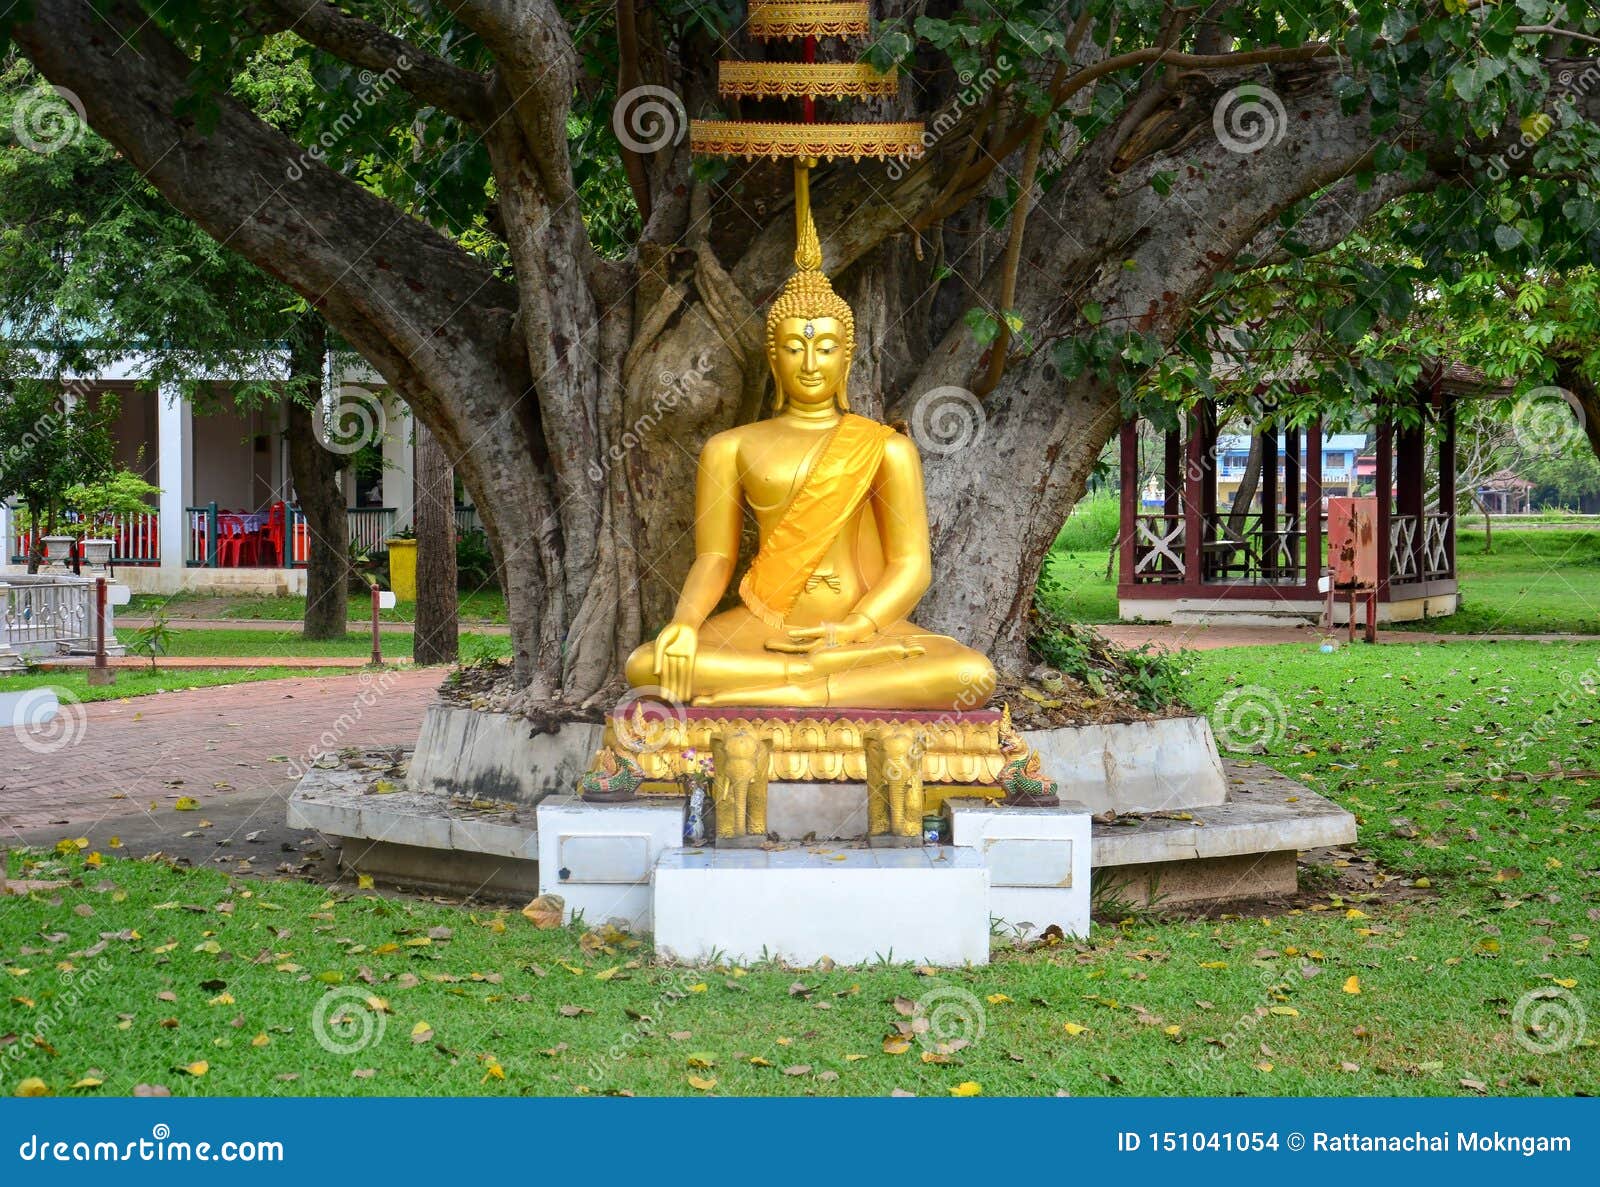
[863,724,927,847]
[710,726,772,847]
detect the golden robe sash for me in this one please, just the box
[739,412,895,628]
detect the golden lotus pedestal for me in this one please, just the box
[603,705,1010,848]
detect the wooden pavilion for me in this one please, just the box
[1115,368,1478,624]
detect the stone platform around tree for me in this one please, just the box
[290,754,1354,917]
[1090,760,1356,905]
[407,701,1233,817]
[407,704,603,806]
[653,844,990,966]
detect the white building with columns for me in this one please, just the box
[1,353,420,594]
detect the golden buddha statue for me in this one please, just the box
[625,190,996,712]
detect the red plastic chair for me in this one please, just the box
[217,515,259,567]
[263,502,286,567]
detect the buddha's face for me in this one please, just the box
[769,315,850,408]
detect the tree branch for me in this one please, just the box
[1518,25,1600,48]
[450,0,578,204]
[13,0,519,420]
[260,0,495,125]
[615,0,652,225]
[1240,168,1440,266]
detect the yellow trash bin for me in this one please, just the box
[386,537,418,603]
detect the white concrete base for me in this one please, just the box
[765,782,867,840]
[653,844,990,966]
[115,566,308,596]
[535,795,685,932]
[1026,714,1228,815]
[1120,592,1459,625]
[410,704,603,806]
[946,798,1090,940]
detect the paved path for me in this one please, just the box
[1097,623,1595,651]
[1,669,445,853]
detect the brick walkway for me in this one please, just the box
[1,669,444,841]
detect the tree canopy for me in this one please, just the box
[5,1,1600,693]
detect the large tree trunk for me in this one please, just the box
[1555,361,1600,465]
[284,315,349,642]
[16,0,1597,695]
[412,422,459,665]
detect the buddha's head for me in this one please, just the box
[765,210,852,412]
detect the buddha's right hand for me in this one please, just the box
[653,621,698,704]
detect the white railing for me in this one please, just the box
[1424,513,1453,578]
[0,575,94,654]
[348,507,398,553]
[7,510,161,565]
[1389,514,1419,580]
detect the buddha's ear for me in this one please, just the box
[836,359,852,411]
[766,353,786,412]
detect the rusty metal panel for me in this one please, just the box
[1328,496,1379,589]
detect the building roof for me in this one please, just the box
[1480,468,1535,491]
[1216,432,1368,454]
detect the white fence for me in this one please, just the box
[0,575,102,658]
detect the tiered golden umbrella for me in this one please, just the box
[690,2,923,239]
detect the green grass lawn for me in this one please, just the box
[3,639,1594,1097]
[1039,546,1121,624]
[146,627,512,662]
[1039,525,1600,633]
[0,667,331,704]
[1392,528,1600,635]
[126,588,509,624]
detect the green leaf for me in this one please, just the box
[964,307,1000,346]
